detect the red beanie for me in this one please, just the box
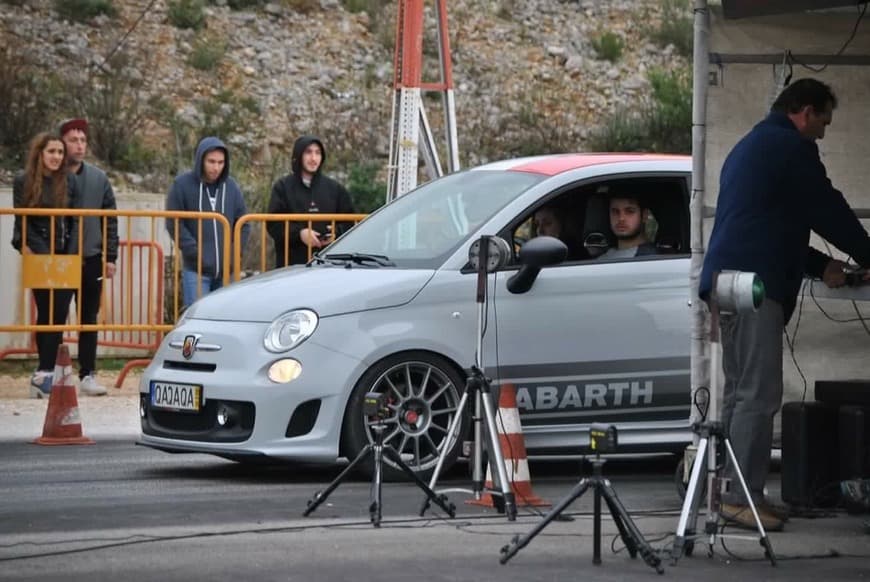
[59,118,88,136]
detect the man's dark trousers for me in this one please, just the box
[76,255,104,378]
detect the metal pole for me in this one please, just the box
[689,0,711,435]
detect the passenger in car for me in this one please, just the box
[597,194,657,260]
[533,204,585,260]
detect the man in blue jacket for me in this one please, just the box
[700,78,870,531]
[165,137,249,308]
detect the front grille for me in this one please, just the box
[163,360,217,372]
[141,396,255,442]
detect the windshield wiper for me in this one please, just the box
[324,252,396,267]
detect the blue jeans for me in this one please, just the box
[181,269,223,308]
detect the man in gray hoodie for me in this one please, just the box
[61,118,118,397]
[165,137,249,308]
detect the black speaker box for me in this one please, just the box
[781,401,840,508]
[838,404,870,480]
[815,379,870,406]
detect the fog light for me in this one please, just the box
[268,358,303,384]
[139,398,147,419]
[217,406,231,427]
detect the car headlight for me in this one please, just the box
[263,309,318,353]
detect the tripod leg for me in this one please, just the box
[599,481,665,575]
[722,438,777,566]
[672,436,708,563]
[472,388,485,498]
[384,447,456,518]
[600,481,637,559]
[594,480,602,565]
[370,442,383,527]
[499,479,591,564]
[304,444,372,516]
[424,390,469,491]
[480,386,516,521]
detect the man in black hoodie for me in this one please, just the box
[267,136,355,268]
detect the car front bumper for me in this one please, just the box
[139,319,365,463]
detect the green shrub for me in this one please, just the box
[168,0,205,30]
[282,0,322,13]
[346,161,386,214]
[0,47,65,166]
[188,38,226,70]
[588,67,692,154]
[647,0,693,58]
[67,51,150,167]
[645,68,692,152]
[53,0,117,21]
[226,0,265,8]
[590,31,624,63]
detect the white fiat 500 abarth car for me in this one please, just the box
[140,153,693,477]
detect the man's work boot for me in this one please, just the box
[720,503,784,532]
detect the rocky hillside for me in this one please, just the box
[0,0,691,206]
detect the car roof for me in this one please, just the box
[475,153,691,177]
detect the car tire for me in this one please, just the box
[342,351,468,482]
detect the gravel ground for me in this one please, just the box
[0,370,143,440]
[0,370,142,399]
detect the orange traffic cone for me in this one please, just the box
[468,383,549,507]
[33,344,95,446]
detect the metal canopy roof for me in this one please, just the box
[722,0,865,19]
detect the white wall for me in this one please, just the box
[707,7,870,405]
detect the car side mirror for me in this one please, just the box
[507,236,568,294]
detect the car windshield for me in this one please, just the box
[324,169,545,268]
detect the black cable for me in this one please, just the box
[718,528,870,562]
[787,2,868,73]
[808,281,870,324]
[852,300,870,336]
[93,0,159,73]
[785,280,809,402]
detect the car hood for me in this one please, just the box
[185,265,436,322]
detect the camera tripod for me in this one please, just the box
[421,236,517,521]
[672,419,776,565]
[304,420,456,527]
[672,273,776,566]
[499,455,664,574]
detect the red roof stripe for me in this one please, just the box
[509,154,689,176]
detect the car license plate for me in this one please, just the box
[150,381,202,412]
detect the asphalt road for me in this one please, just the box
[1,439,868,582]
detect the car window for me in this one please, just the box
[511,176,688,263]
[327,170,545,268]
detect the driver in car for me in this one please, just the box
[598,193,657,260]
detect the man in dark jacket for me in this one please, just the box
[700,79,870,531]
[60,118,118,396]
[165,137,249,308]
[267,136,355,268]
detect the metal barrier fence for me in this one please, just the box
[233,213,368,278]
[0,208,231,385]
[1,208,365,383]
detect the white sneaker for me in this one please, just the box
[79,374,108,396]
[30,371,53,399]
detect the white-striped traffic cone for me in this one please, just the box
[468,383,549,507]
[33,344,95,446]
